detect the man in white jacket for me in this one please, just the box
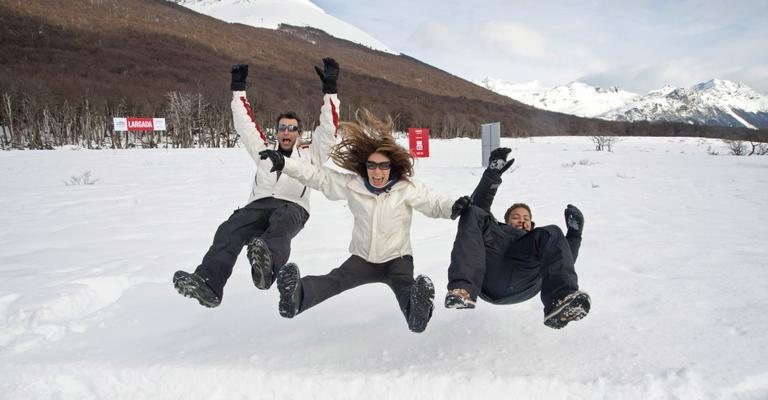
[173,58,341,308]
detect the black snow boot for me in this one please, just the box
[277,263,302,318]
[408,275,435,333]
[173,270,221,308]
[544,291,591,329]
[247,237,274,290]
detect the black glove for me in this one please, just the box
[564,204,584,237]
[231,64,248,91]
[314,57,340,94]
[488,147,514,173]
[450,196,472,220]
[258,150,285,172]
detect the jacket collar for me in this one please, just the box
[349,177,410,196]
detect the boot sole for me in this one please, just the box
[247,238,273,290]
[445,295,476,309]
[277,263,300,318]
[408,276,435,333]
[544,292,590,329]
[173,271,220,308]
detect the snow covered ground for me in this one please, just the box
[1,136,767,399]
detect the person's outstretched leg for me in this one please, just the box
[247,202,308,290]
[519,225,589,329]
[447,206,494,303]
[175,204,270,306]
[288,255,382,316]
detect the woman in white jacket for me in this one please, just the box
[259,109,470,332]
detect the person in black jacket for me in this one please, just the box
[446,147,590,329]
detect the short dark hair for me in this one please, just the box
[276,111,302,132]
[504,203,532,223]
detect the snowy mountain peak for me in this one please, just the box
[169,0,397,54]
[600,79,768,129]
[478,78,638,118]
[480,76,768,129]
[694,78,744,93]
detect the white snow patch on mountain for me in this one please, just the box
[480,77,768,129]
[171,0,397,54]
[478,78,638,117]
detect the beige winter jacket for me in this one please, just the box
[282,158,455,263]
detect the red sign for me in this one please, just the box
[127,118,155,131]
[408,128,430,158]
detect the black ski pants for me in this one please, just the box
[297,254,416,322]
[447,205,578,311]
[195,197,309,298]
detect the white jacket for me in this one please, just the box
[231,91,340,212]
[282,158,455,263]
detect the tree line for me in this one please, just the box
[2,88,766,151]
[0,89,239,150]
[0,89,511,150]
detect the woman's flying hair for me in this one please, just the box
[330,108,414,181]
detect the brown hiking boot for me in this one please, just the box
[444,288,476,309]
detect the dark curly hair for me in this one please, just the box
[330,108,413,181]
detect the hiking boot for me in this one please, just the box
[444,288,476,309]
[173,270,221,308]
[544,291,591,329]
[408,275,435,333]
[247,238,274,290]
[276,263,302,318]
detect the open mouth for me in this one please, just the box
[281,138,292,146]
[371,177,386,186]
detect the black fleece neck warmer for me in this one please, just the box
[277,147,293,158]
[364,178,397,195]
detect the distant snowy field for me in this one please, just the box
[1,137,767,399]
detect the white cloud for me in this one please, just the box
[481,21,555,61]
[723,66,768,94]
[407,20,466,51]
[579,60,768,94]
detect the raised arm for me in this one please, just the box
[308,58,341,166]
[229,64,268,161]
[259,150,353,201]
[471,147,515,212]
[564,204,584,261]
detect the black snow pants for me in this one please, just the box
[194,197,309,298]
[297,254,417,322]
[447,205,578,311]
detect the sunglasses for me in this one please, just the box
[366,161,391,170]
[277,124,300,132]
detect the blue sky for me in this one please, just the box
[314,0,768,93]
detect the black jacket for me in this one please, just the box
[469,169,581,260]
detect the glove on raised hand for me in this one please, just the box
[230,64,248,91]
[564,204,584,237]
[258,150,285,172]
[314,57,340,94]
[488,147,514,173]
[450,196,473,220]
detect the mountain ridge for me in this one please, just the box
[0,0,763,148]
[481,77,768,129]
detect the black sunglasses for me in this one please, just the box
[277,124,300,132]
[366,161,391,170]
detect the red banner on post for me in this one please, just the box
[408,128,430,158]
[127,118,155,131]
